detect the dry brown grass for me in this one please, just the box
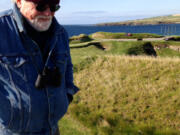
[70,55,180,134]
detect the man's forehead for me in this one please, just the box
[25,0,60,4]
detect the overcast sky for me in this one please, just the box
[1,0,180,24]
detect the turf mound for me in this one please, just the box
[69,34,92,44]
[69,56,180,135]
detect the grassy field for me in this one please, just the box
[70,41,180,65]
[59,37,180,135]
[69,32,163,44]
[69,32,180,43]
[90,32,163,39]
[59,114,92,135]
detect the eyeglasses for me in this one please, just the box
[36,4,60,12]
[24,0,60,12]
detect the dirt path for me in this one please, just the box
[98,37,165,42]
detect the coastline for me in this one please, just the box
[96,15,180,26]
[96,22,180,26]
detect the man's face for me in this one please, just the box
[17,0,56,31]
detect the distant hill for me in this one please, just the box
[173,14,180,16]
[97,14,180,26]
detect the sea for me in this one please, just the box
[63,24,180,37]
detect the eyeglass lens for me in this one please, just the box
[36,4,60,12]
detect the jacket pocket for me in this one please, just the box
[0,55,28,81]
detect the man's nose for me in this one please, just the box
[42,7,52,16]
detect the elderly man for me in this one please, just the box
[0,0,78,135]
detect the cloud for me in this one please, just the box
[56,10,180,24]
[73,11,107,14]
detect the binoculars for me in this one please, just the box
[35,66,61,89]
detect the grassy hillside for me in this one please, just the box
[59,37,180,134]
[61,56,180,135]
[97,15,180,26]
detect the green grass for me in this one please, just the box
[90,32,163,39]
[152,41,180,46]
[70,41,180,65]
[69,34,92,44]
[59,114,92,135]
[70,45,104,65]
[151,41,180,57]
[69,56,180,135]
[59,39,180,135]
[156,48,180,57]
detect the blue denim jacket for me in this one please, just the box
[0,4,79,135]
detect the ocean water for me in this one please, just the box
[63,24,180,37]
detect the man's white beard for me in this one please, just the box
[27,15,53,32]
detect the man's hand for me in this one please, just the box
[67,93,73,104]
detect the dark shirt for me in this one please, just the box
[22,16,55,61]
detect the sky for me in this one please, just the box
[1,0,180,24]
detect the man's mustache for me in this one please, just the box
[35,15,52,20]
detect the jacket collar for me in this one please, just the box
[13,3,25,33]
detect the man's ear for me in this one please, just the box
[16,0,22,8]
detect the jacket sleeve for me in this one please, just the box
[63,29,79,96]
